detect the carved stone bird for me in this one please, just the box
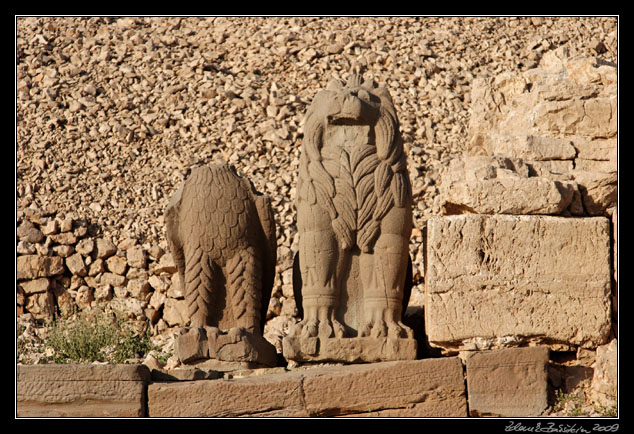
[165,164,276,336]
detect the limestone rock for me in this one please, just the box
[96,238,117,259]
[126,246,147,269]
[467,49,617,217]
[150,253,177,275]
[75,238,95,256]
[175,326,277,367]
[17,255,65,280]
[282,336,417,363]
[162,298,189,327]
[426,214,612,353]
[17,220,44,243]
[106,255,128,275]
[25,292,55,320]
[65,252,87,276]
[19,278,51,294]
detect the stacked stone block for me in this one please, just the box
[16,208,185,333]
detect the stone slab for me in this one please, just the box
[17,364,151,417]
[148,370,308,417]
[426,214,612,353]
[282,336,417,363]
[148,358,466,417]
[465,346,549,417]
[301,358,467,417]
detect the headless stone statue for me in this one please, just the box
[283,74,417,363]
[165,164,278,367]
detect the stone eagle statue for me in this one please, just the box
[165,164,276,336]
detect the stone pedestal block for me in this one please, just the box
[175,326,278,367]
[148,358,466,417]
[426,214,612,353]
[465,346,549,417]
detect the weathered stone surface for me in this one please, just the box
[591,339,617,407]
[17,220,44,243]
[148,358,466,417]
[25,291,55,320]
[126,246,147,269]
[487,135,577,161]
[52,244,74,258]
[572,170,618,216]
[75,238,94,256]
[65,252,87,276]
[95,238,117,259]
[465,346,549,417]
[127,278,150,299]
[106,254,128,275]
[149,252,177,275]
[426,214,612,353]
[150,367,223,382]
[162,298,189,326]
[282,336,416,363]
[466,49,617,217]
[100,272,126,287]
[17,364,151,417]
[50,232,77,245]
[174,327,209,363]
[17,255,65,280]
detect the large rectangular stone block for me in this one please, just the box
[148,371,308,417]
[301,358,467,417]
[465,346,549,417]
[148,358,467,417]
[17,364,151,417]
[425,214,612,353]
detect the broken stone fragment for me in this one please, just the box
[175,326,277,367]
[439,156,578,215]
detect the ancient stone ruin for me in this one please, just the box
[16,17,618,419]
[165,164,278,367]
[283,74,417,363]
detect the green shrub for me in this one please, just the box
[45,312,154,364]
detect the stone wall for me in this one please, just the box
[17,209,184,334]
